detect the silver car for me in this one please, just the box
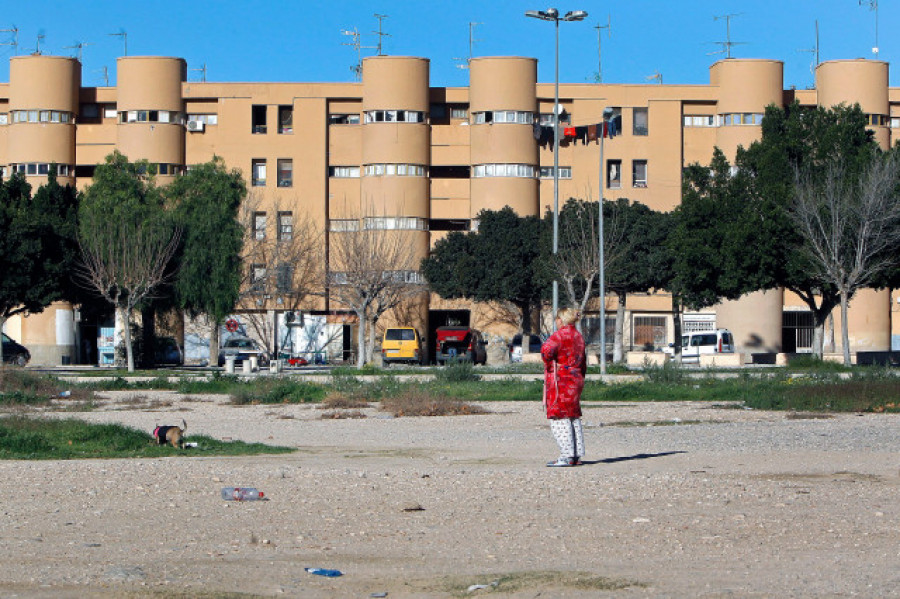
[217,337,269,367]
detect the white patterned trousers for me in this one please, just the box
[550,418,584,460]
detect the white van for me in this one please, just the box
[668,329,735,362]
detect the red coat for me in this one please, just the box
[541,324,587,419]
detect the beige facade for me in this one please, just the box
[2,53,899,364]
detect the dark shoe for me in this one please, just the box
[546,457,576,467]
[572,457,583,466]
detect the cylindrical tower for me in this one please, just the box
[116,56,186,178]
[468,57,539,217]
[358,56,431,333]
[817,59,889,150]
[8,55,80,184]
[710,59,783,162]
[709,59,785,355]
[817,59,891,352]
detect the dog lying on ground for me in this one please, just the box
[152,419,187,449]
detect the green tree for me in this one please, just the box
[737,102,880,357]
[168,156,246,363]
[423,207,544,334]
[0,171,80,338]
[78,152,181,371]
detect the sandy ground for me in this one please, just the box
[1,390,899,598]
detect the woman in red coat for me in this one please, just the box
[541,308,587,467]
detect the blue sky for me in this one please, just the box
[0,1,895,89]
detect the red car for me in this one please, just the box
[435,326,487,365]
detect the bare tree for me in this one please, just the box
[328,221,428,368]
[235,193,324,357]
[792,153,900,364]
[78,217,181,371]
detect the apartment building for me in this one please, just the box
[1,53,898,364]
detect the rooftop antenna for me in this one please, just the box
[96,66,109,86]
[341,27,375,81]
[33,32,45,55]
[108,30,127,56]
[372,13,390,56]
[64,41,93,62]
[798,19,820,85]
[709,13,745,59]
[190,63,207,82]
[592,15,611,83]
[859,0,878,57]
[0,26,19,55]
[453,21,482,69]
[646,71,662,84]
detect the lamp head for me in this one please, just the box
[564,10,588,20]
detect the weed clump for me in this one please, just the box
[380,388,489,417]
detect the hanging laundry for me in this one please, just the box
[563,126,576,138]
[533,121,542,141]
[587,124,598,142]
[575,126,588,145]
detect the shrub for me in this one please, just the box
[434,359,480,383]
[230,378,325,405]
[380,387,489,417]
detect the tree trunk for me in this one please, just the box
[141,306,155,369]
[824,312,835,354]
[209,319,220,367]
[614,290,626,363]
[671,295,683,363]
[356,310,367,369]
[519,300,532,335]
[840,291,852,366]
[121,306,135,372]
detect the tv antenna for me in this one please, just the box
[798,19,820,83]
[592,15,611,83]
[96,66,109,86]
[646,71,662,85]
[108,30,127,56]
[0,26,19,55]
[709,13,745,58]
[33,32,45,55]
[859,0,879,57]
[341,27,375,81]
[453,21,482,69]
[373,13,390,56]
[191,63,207,82]
[64,41,93,62]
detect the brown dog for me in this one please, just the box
[153,419,187,449]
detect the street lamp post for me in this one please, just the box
[598,106,614,375]
[526,7,588,331]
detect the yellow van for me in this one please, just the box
[381,327,423,365]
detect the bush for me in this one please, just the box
[434,359,481,383]
[380,387,489,417]
[230,378,325,405]
[642,359,688,384]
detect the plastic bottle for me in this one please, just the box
[221,487,265,501]
[305,567,342,577]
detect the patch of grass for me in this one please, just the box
[0,368,91,406]
[380,388,490,417]
[321,392,370,409]
[229,378,326,405]
[434,359,481,383]
[433,570,644,596]
[786,354,853,371]
[0,415,293,459]
[425,378,543,402]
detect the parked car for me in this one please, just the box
[435,326,487,365]
[153,337,184,366]
[1,333,30,367]
[381,327,424,365]
[664,329,735,362]
[509,333,543,363]
[217,336,269,367]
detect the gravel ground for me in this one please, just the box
[1,392,899,598]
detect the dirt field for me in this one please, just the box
[1,392,899,598]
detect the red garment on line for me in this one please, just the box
[563,126,576,137]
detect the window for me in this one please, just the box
[633,107,648,135]
[363,109,425,123]
[471,163,536,178]
[250,264,266,294]
[251,105,267,134]
[633,316,667,350]
[891,117,900,128]
[329,219,360,232]
[117,110,182,124]
[684,115,715,127]
[539,112,571,125]
[277,211,293,241]
[363,163,426,177]
[253,212,267,240]
[450,106,468,119]
[278,105,293,134]
[473,110,533,124]
[251,159,266,187]
[0,113,7,125]
[607,160,621,189]
[187,113,218,125]
[328,113,360,125]
[718,112,764,127]
[81,104,100,119]
[277,159,293,187]
[539,166,572,179]
[363,217,427,231]
[329,166,360,178]
[275,264,293,293]
[104,106,117,119]
[632,160,648,188]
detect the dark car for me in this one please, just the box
[2,333,31,367]
[509,333,543,363]
[154,337,184,366]
[435,326,487,365]
[217,336,269,367]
